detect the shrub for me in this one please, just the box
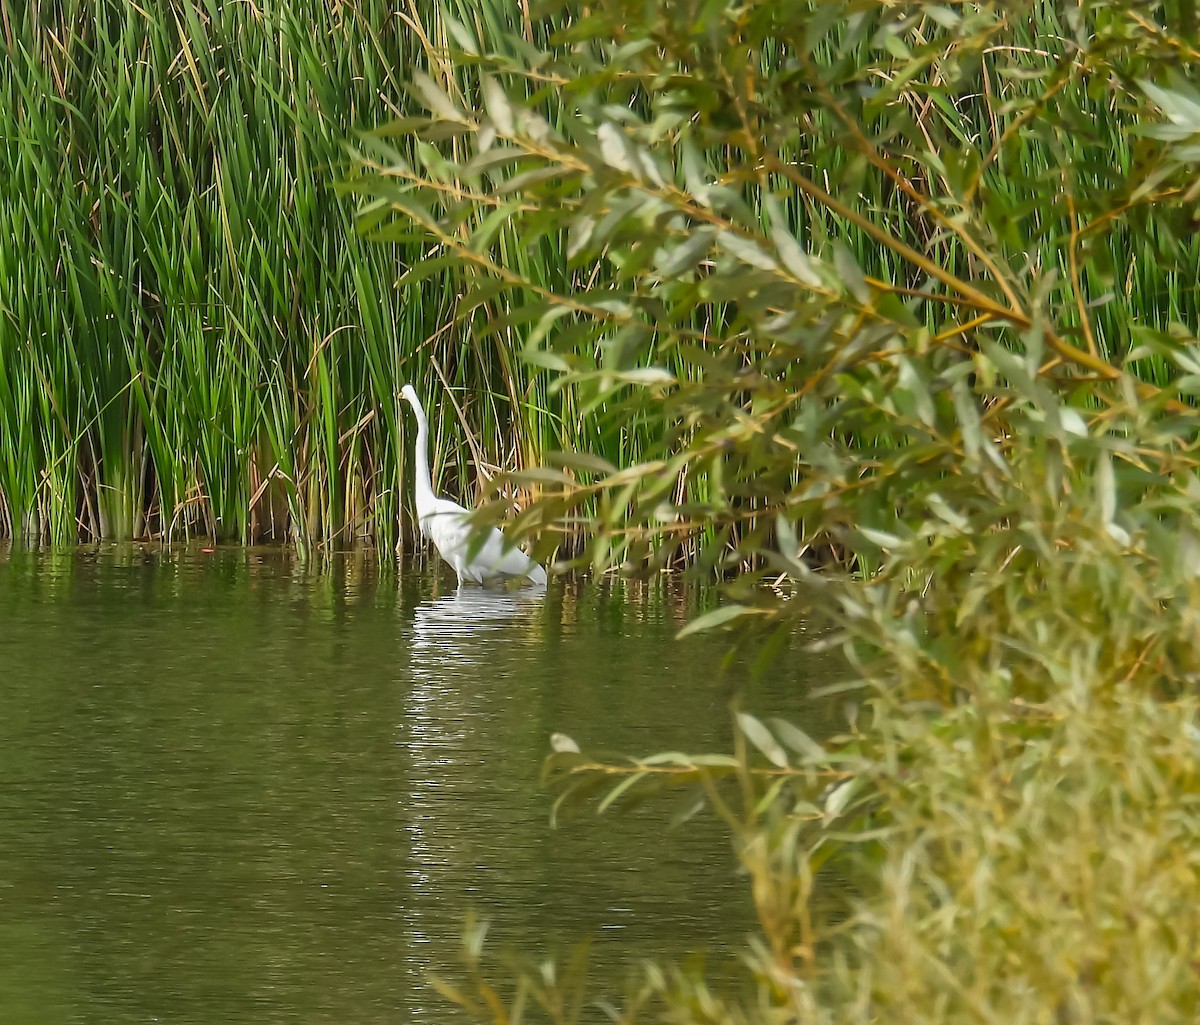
[352,2,1200,1021]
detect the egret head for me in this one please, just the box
[399,383,418,407]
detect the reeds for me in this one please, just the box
[1,1,1196,551]
[0,0,539,549]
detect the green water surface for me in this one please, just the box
[0,545,838,1024]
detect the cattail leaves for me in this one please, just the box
[0,0,568,548]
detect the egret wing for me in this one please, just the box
[474,527,541,580]
[420,501,473,560]
[420,498,543,583]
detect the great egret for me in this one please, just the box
[399,384,547,586]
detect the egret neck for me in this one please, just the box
[403,387,437,519]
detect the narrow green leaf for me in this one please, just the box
[545,450,618,475]
[677,604,754,638]
[772,227,822,287]
[410,71,463,122]
[617,367,675,386]
[737,713,789,768]
[597,771,647,814]
[833,242,870,304]
[718,230,777,271]
[769,718,827,762]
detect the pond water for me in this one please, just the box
[0,545,841,1025]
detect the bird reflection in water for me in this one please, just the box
[400,581,548,1025]
[411,583,547,661]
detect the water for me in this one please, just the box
[0,545,841,1025]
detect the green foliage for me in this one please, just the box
[352,1,1200,1021]
[350,0,1200,578]
[0,0,553,549]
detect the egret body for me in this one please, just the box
[399,384,547,586]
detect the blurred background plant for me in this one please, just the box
[347,0,1200,1020]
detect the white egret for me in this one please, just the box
[399,384,547,586]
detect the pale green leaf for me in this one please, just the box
[409,72,463,122]
[772,226,822,287]
[737,713,789,768]
[769,717,827,761]
[677,604,754,638]
[481,75,514,136]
